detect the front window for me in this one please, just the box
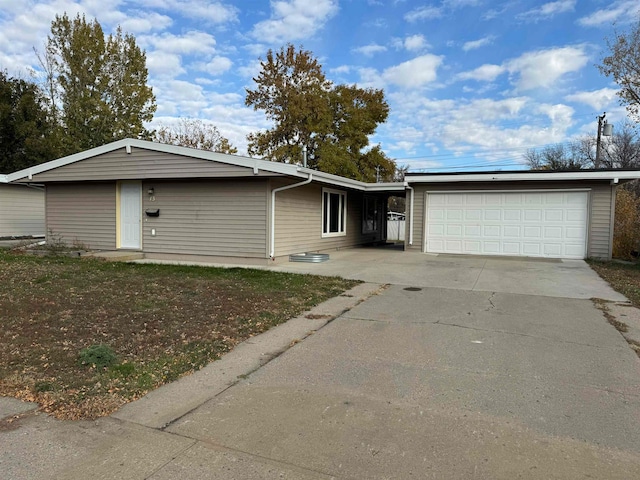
[322,188,347,237]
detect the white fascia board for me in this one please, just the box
[406,171,640,183]
[296,167,406,192]
[7,139,133,182]
[0,174,7,183]
[364,182,406,192]
[297,167,368,191]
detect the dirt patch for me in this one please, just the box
[0,251,358,419]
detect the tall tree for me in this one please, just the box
[599,18,640,122]
[524,142,591,171]
[245,44,395,182]
[154,118,238,154]
[0,71,57,173]
[46,13,156,154]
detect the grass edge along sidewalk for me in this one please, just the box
[0,250,358,420]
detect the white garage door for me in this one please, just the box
[426,191,589,259]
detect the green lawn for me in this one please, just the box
[0,250,358,419]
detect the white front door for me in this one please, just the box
[425,191,589,259]
[120,181,142,249]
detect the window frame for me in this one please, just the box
[322,188,347,238]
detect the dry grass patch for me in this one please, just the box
[588,260,640,307]
[0,251,358,419]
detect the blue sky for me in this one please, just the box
[0,0,638,172]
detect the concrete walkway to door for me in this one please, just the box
[273,246,627,301]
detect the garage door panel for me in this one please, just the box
[504,210,521,221]
[465,209,482,220]
[429,209,444,220]
[446,209,463,220]
[426,191,588,259]
[524,194,542,204]
[544,226,563,239]
[503,242,521,254]
[524,210,542,221]
[484,210,501,220]
[429,224,445,236]
[566,227,584,239]
[484,225,501,236]
[523,226,542,238]
[567,209,586,221]
[464,240,481,253]
[544,210,563,221]
[465,225,481,236]
[483,241,500,253]
[446,225,463,236]
[503,225,521,237]
[445,240,463,252]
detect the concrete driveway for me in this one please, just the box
[273,246,627,301]
[3,248,640,479]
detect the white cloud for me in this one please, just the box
[331,65,351,74]
[462,35,495,52]
[119,12,173,33]
[578,0,639,27]
[146,51,185,78]
[404,5,443,22]
[356,67,385,89]
[385,92,577,166]
[404,34,428,51]
[506,46,588,90]
[251,0,339,44]
[140,31,217,55]
[565,88,619,110]
[161,1,238,24]
[352,43,387,57]
[201,56,233,75]
[517,0,575,22]
[456,64,505,82]
[382,54,443,88]
[537,103,575,126]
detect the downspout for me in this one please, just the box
[405,182,414,246]
[270,173,313,259]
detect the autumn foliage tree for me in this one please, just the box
[154,118,237,154]
[599,17,640,122]
[246,44,396,182]
[45,13,156,154]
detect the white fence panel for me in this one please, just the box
[387,220,405,241]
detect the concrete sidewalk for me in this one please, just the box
[2,250,640,479]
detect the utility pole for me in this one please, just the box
[595,112,613,169]
[375,165,381,183]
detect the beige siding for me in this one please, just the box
[0,184,45,237]
[589,184,613,259]
[31,148,277,182]
[408,181,615,259]
[273,180,381,257]
[142,180,268,258]
[46,183,116,250]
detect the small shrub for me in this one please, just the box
[79,344,118,369]
[45,229,68,254]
